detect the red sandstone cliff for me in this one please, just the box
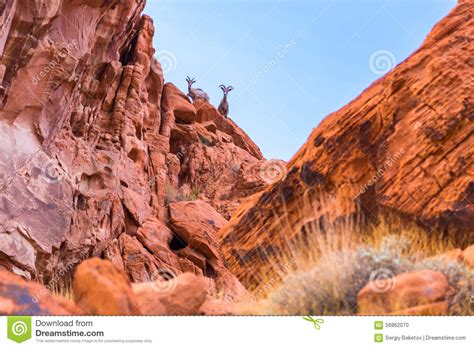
[0,0,271,299]
[0,0,472,316]
[220,0,474,290]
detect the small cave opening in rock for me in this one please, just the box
[127,148,143,164]
[135,123,143,140]
[174,117,192,125]
[75,193,88,211]
[123,207,139,236]
[79,173,106,193]
[120,180,129,188]
[169,233,187,251]
[204,261,217,279]
[119,33,139,66]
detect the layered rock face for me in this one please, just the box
[221,0,474,290]
[0,0,267,297]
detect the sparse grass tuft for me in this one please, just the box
[45,270,75,301]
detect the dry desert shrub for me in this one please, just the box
[265,219,472,315]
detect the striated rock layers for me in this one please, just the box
[221,0,474,290]
[0,0,270,298]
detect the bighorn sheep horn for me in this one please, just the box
[186,76,210,102]
[218,84,234,118]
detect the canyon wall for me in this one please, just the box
[0,0,269,299]
[220,0,474,290]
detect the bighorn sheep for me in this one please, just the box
[186,77,210,102]
[218,85,233,118]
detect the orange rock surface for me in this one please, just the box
[73,258,141,315]
[220,0,474,290]
[0,0,268,288]
[357,270,452,315]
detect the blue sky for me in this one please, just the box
[144,0,456,160]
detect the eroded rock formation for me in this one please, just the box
[0,0,268,299]
[220,0,474,290]
[0,0,472,317]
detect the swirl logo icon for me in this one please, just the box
[41,159,65,184]
[368,268,396,293]
[155,50,178,74]
[260,160,287,185]
[7,316,32,343]
[150,268,178,293]
[369,50,396,75]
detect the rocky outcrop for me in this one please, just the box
[132,273,208,315]
[73,258,141,315]
[357,270,452,315]
[2,0,470,317]
[71,258,242,316]
[0,0,267,292]
[168,200,250,301]
[0,0,162,285]
[165,84,268,219]
[168,201,227,278]
[220,0,474,290]
[10,257,238,316]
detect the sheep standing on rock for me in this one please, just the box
[186,77,210,102]
[218,85,233,118]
